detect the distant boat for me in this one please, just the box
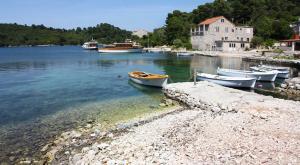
[176,52,194,56]
[217,68,278,82]
[197,73,256,88]
[128,71,168,87]
[98,40,143,53]
[250,66,289,79]
[82,40,98,50]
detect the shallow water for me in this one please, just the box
[0,46,299,162]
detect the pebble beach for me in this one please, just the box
[46,81,300,164]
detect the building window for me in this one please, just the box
[225,27,229,33]
[247,38,250,42]
[222,37,224,41]
[232,29,234,32]
[205,25,209,31]
[237,37,239,40]
[200,25,203,31]
[241,38,243,41]
[221,19,224,23]
[225,37,228,40]
[229,43,231,47]
[215,27,219,32]
[241,43,245,48]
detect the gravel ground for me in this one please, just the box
[68,81,300,165]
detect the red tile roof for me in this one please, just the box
[199,16,225,25]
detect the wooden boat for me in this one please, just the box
[197,73,256,88]
[128,71,168,87]
[250,66,289,79]
[98,40,143,53]
[217,68,278,82]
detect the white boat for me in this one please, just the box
[259,65,289,71]
[98,40,143,53]
[217,68,278,82]
[128,71,168,87]
[197,73,256,88]
[177,52,194,56]
[249,66,289,79]
[82,40,98,50]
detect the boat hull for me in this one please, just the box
[250,66,289,79]
[98,48,143,53]
[197,73,256,88]
[177,52,193,56]
[82,46,98,50]
[217,68,277,82]
[260,65,289,71]
[129,77,168,87]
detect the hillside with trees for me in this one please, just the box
[0,23,132,47]
[143,0,300,48]
[1,0,300,48]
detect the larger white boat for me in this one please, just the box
[98,41,143,53]
[128,71,168,87]
[217,68,278,82]
[197,73,256,88]
[82,40,98,50]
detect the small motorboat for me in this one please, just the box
[217,68,278,82]
[176,52,194,56]
[197,73,256,88]
[249,66,289,79]
[259,65,289,71]
[128,71,168,87]
[82,40,98,50]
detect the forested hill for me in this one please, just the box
[149,0,300,48]
[0,23,132,47]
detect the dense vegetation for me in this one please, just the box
[0,23,132,47]
[1,0,300,48]
[141,0,300,48]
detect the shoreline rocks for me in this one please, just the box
[61,81,300,164]
[277,77,300,101]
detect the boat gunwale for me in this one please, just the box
[218,68,278,76]
[197,73,256,81]
[128,72,169,80]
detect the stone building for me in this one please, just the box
[132,29,149,38]
[191,16,253,52]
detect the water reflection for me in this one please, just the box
[0,61,49,72]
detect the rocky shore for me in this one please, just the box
[277,77,300,101]
[53,81,300,164]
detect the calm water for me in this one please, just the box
[0,46,299,162]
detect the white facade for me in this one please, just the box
[191,16,253,52]
[132,29,149,38]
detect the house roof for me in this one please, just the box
[280,39,300,42]
[199,16,224,25]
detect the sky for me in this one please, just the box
[0,0,212,31]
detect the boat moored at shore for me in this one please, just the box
[250,66,289,79]
[217,68,278,82]
[197,73,256,88]
[98,40,143,53]
[176,52,194,56]
[128,71,168,87]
